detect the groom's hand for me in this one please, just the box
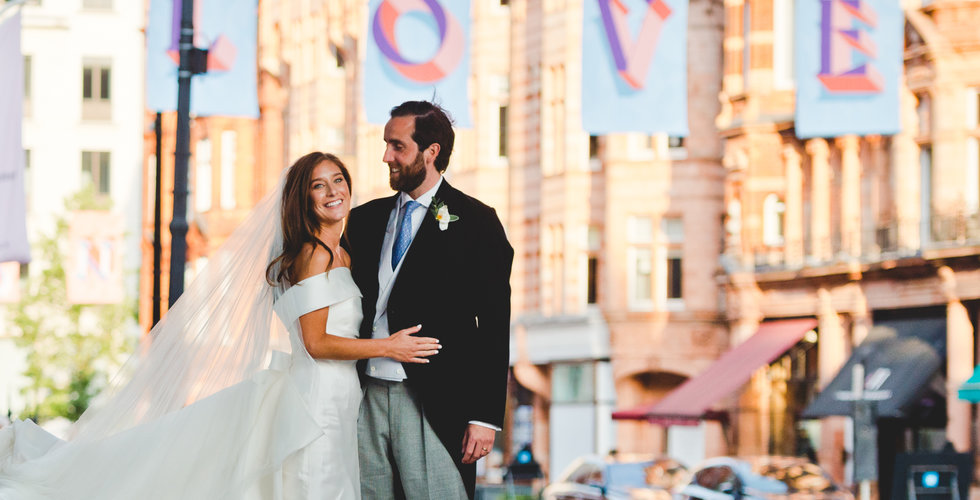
[460,424,496,464]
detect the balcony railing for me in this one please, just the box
[727,214,980,274]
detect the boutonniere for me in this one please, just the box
[430,198,459,231]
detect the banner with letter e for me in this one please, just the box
[146,0,259,117]
[0,11,30,265]
[795,0,902,137]
[364,0,472,126]
[581,0,688,135]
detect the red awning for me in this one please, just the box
[612,318,818,425]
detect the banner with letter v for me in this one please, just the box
[582,0,688,135]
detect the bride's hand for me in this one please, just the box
[386,325,441,363]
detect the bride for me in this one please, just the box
[0,152,440,499]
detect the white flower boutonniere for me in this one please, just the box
[430,198,459,231]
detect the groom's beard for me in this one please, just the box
[389,151,427,193]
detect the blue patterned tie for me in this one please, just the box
[391,200,421,269]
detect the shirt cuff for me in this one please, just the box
[468,420,502,432]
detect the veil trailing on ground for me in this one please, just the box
[0,170,324,499]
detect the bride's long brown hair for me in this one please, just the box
[266,152,352,286]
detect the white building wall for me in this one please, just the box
[2,0,144,418]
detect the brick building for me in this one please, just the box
[138,0,980,492]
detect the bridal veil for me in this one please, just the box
[0,171,325,499]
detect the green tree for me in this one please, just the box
[11,187,136,423]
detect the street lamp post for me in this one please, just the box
[168,0,206,307]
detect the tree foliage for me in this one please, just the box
[11,187,136,423]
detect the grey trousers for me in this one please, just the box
[358,378,468,500]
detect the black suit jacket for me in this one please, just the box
[347,180,513,497]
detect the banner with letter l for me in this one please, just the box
[0,12,30,265]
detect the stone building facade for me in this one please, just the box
[719,0,980,492]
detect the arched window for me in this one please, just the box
[763,194,786,246]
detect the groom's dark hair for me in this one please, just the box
[390,101,455,173]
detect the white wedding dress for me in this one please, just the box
[275,267,363,500]
[0,268,363,500]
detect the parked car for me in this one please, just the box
[677,456,854,500]
[542,454,688,500]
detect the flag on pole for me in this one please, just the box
[364,0,472,126]
[146,0,259,117]
[0,11,30,264]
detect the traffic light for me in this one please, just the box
[506,443,542,480]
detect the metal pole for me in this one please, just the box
[854,363,871,500]
[168,0,194,307]
[152,112,163,325]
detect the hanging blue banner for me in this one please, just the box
[364,0,472,126]
[795,0,902,138]
[581,0,688,135]
[0,12,30,264]
[146,0,258,118]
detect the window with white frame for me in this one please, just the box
[763,194,786,246]
[82,59,111,120]
[920,145,932,243]
[627,216,654,310]
[651,134,686,160]
[543,224,564,314]
[551,363,595,403]
[195,139,213,213]
[220,131,236,210]
[773,0,794,90]
[627,133,655,160]
[660,217,684,306]
[588,135,602,171]
[587,225,601,305]
[330,43,345,69]
[916,92,932,137]
[81,150,111,195]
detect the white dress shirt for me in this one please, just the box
[365,177,500,431]
[366,177,442,381]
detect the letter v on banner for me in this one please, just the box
[598,0,672,90]
[582,0,688,135]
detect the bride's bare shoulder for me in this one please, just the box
[295,242,332,283]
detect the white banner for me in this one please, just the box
[0,12,29,264]
[0,261,19,303]
[66,211,124,304]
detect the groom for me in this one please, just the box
[347,101,514,499]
